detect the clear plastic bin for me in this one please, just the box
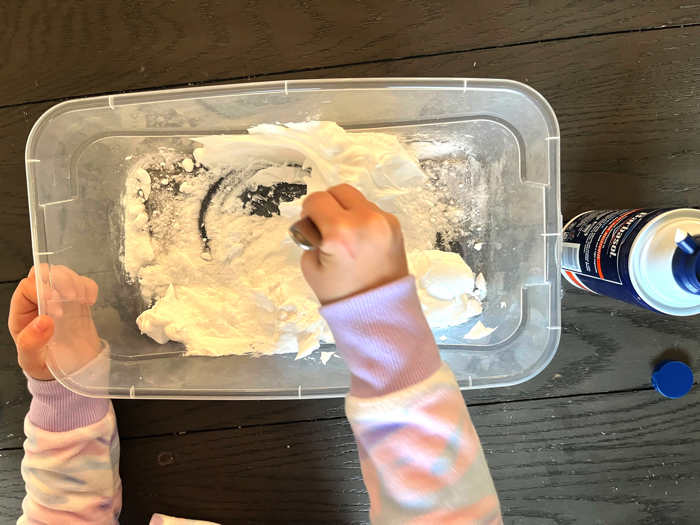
[25,78,561,399]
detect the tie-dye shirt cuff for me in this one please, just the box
[25,354,110,432]
[320,275,442,398]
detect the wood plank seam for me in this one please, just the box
[0,385,675,453]
[93,386,700,444]
[2,22,700,113]
[4,24,700,444]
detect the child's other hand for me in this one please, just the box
[9,266,98,380]
[300,184,409,304]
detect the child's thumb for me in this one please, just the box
[16,316,55,379]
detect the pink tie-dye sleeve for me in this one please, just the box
[321,276,502,524]
[18,377,121,525]
[346,365,502,524]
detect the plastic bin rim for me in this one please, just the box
[25,76,561,398]
[26,78,559,161]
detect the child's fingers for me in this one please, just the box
[326,184,368,210]
[8,277,41,337]
[301,191,346,239]
[301,248,322,270]
[49,266,83,301]
[26,265,62,318]
[15,315,55,380]
[14,266,58,322]
[16,315,54,350]
[27,265,53,303]
[52,267,99,305]
[81,276,99,305]
[33,265,98,315]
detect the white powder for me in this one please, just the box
[123,122,490,358]
[135,169,151,200]
[408,250,482,329]
[181,158,194,172]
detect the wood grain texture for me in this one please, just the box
[483,388,700,524]
[0,104,51,283]
[3,279,699,445]
[113,280,700,439]
[1,1,700,107]
[3,387,699,523]
[0,448,25,519]
[2,13,700,522]
[5,26,700,279]
[0,283,31,450]
[274,24,700,220]
[3,26,700,440]
[0,278,348,450]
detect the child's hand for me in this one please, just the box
[9,266,98,380]
[300,184,409,304]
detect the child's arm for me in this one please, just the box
[10,268,122,524]
[302,185,502,524]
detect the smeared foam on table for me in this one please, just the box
[123,121,494,358]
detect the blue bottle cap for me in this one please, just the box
[652,360,694,398]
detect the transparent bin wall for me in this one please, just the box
[26,78,560,399]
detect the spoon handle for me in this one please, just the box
[289,217,322,250]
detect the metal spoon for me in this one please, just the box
[289,217,322,250]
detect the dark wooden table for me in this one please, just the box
[2,1,700,523]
